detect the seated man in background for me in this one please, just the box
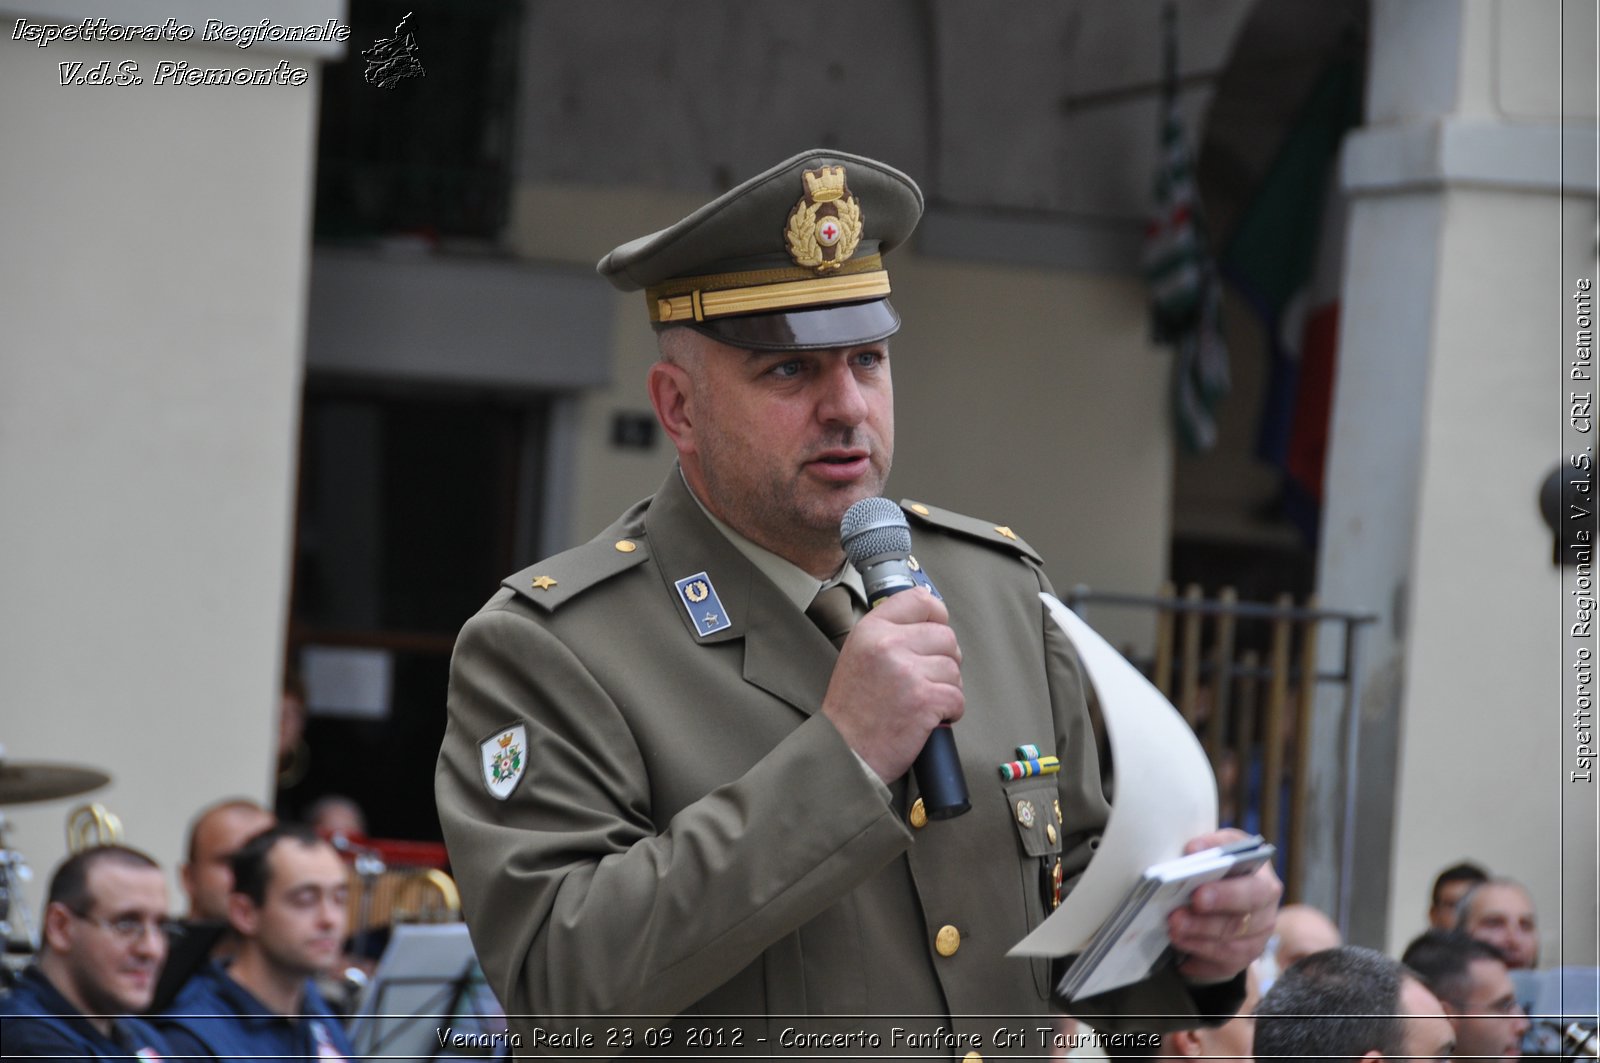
[1457,877,1539,970]
[153,796,277,1009]
[157,823,355,1063]
[181,798,278,923]
[0,845,173,1059]
[1403,930,1529,1060]
[1457,879,1571,1056]
[1429,861,1489,931]
[1254,945,1455,1063]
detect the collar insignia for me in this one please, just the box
[675,571,731,638]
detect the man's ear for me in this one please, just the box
[42,901,75,953]
[226,892,259,938]
[1167,1029,1202,1057]
[647,359,696,455]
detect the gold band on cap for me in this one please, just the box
[648,254,891,324]
[651,254,884,299]
[652,270,891,324]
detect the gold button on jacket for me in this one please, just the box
[909,798,928,829]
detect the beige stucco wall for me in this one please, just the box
[1384,184,1592,952]
[0,1,339,911]
[1326,0,1598,955]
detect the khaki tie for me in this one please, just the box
[806,585,857,650]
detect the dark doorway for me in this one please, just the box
[281,384,545,841]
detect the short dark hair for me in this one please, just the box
[1431,861,1489,907]
[228,823,328,905]
[1402,930,1505,1009]
[1254,946,1410,1063]
[47,845,160,913]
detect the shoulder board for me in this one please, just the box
[899,499,1043,565]
[503,533,651,612]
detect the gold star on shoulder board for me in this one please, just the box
[530,575,558,591]
[994,526,1018,541]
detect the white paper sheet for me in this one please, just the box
[1009,593,1218,957]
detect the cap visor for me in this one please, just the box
[686,298,901,352]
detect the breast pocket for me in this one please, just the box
[1002,777,1064,998]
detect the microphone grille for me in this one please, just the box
[840,497,912,564]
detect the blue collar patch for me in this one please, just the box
[675,571,732,638]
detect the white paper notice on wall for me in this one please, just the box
[301,645,393,720]
[1009,593,1219,957]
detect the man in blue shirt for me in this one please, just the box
[156,823,355,1063]
[0,845,174,1060]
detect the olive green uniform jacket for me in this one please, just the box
[436,471,1237,1057]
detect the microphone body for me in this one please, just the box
[841,498,972,820]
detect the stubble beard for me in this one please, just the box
[699,428,890,568]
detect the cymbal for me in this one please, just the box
[0,762,110,805]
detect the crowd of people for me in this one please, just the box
[0,799,359,1062]
[0,832,1564,1062]
[1099,861,1553,1063]
[1248,865,1547,1063]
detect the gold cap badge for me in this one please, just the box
[786,165,863,273]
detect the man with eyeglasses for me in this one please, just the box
[0,845,175,1059]
[155,823,355,1063]
[1403,930,1530,1060]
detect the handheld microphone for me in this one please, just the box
[840,497,971,820]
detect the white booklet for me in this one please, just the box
[1010,594,1270,998]
[1055,837,1274,1000]
[1010,594,1221,958]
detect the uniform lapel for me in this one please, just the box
[645,470,837,718]
[740,579,835,719]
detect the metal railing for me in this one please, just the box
[1065,583,1377,906]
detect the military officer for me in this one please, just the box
[435,149,1279,1057]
